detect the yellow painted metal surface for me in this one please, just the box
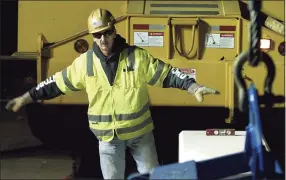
[242,0,285,21]
[16,0,285,122]
[128,16,239,108]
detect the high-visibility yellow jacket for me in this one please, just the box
[55,46,171,142]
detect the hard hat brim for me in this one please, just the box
[89,25,113,34]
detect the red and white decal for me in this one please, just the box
[205,33,235,49]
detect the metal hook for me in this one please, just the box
[233,50,276,112]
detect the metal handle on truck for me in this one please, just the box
[168,19,199,59]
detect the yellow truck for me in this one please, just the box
[3,0,283,120]
[0,0,284,171]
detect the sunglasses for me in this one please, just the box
[92,29,114,39]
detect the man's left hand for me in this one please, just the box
[188,84,220,103]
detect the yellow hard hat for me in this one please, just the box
[88,8,116,34]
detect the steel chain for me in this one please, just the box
[248,0,262,67]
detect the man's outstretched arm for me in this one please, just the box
[162,67,219,102]
[141,48,219,102]
[5,76,64,112]
[6,54,86,112]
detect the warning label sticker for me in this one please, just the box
[148,32,164,47]
[133,32,164,47]
[205,33,234,48]
[179,68,196,80]
[134,32,149,46]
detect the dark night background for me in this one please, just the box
[1,1,18,56]
[0,1,284,179]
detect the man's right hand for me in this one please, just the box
[5,92,33,112]
[5,97,25,112]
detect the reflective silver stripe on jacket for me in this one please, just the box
[62,68,81,91]
[148,59,165,85]
[127,46,135,71]
[117,116,153,135]
[88,115,113,122]
[87,50,94,76]
[90,116,153,136]
[88,103,150,123]
[115,103,149,120]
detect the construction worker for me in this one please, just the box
[6,8,219,179]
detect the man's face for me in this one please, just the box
[93,28,116,53]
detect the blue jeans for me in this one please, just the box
[98,131,159,179]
